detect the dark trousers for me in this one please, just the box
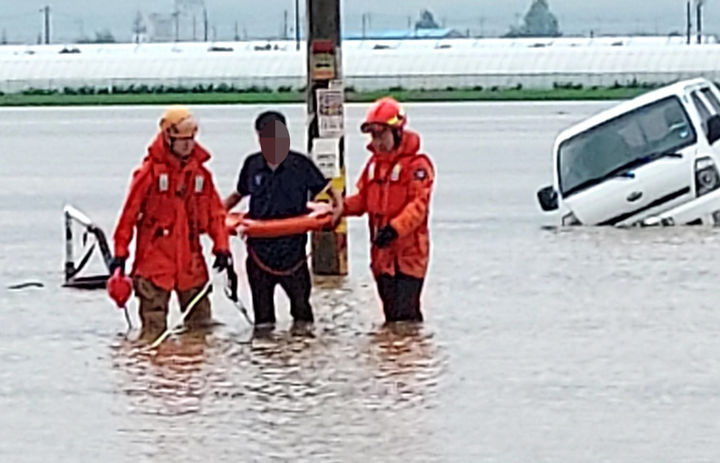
[375,271,425,322]
[246,255,313,325]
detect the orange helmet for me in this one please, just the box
[159,105,198,139]
[361,97,406,133]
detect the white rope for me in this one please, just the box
[147,279,213,350]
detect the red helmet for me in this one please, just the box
[361,97,406,133]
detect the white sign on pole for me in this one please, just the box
[311,137,340,179]
[317,87,344,137]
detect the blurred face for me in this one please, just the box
[366,124,396,153]
[258,120,290,168]
[168,135,195,159]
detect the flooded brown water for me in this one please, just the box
[2,102,720,462]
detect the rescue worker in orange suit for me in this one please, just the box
[343,97,435,323]
[110,106,232,339]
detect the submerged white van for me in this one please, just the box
[537,77,720,227]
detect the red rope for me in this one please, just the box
[247,245,310,277]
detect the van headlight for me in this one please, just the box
[695,157,720,197]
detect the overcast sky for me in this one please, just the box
[0,0,716,44]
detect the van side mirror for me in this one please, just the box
[537,185,558,211]
[708,115,720,145]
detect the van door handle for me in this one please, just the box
[627,191,643,202]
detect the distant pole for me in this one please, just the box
[362,13,367,38]
[173,10,180,42]
[76,19,84,41]
[284,10,289,39]
[306,0,347,276]
[193,15,197,41]
[697,0,703,44]
[235,21,239,41]
[295,0,300,50]
[40,5,51,45]
[203,7,208,41]
[45,5,50,44]
[687,0,692,44]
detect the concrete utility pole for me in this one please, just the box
[306,0,348,276]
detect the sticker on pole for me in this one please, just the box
[311,137,340,179]
[311,40,336,80]
[317,88,344,138]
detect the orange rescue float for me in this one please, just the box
[226,203,333,238]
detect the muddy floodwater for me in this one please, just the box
[3,102,720,462]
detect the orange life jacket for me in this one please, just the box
[113,133,229,291]
[344,129,434,279]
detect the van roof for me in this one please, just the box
[555,77,713,145]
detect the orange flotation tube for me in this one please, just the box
[226,203,334,238]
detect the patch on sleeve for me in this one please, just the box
[414,168,428,180]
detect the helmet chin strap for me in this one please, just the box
[372,126,402,154]
[173,151,191,163]
[392,128,403,149]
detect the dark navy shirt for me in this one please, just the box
[236,150,329,270]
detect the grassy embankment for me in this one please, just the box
[0,82,658,106]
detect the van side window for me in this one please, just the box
[701,88,720,114]
[691,92,712,135]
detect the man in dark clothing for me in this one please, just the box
[224,111,343,326]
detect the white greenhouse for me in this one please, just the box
[1,36,720,93]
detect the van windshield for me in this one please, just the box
[558,96,696,197]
